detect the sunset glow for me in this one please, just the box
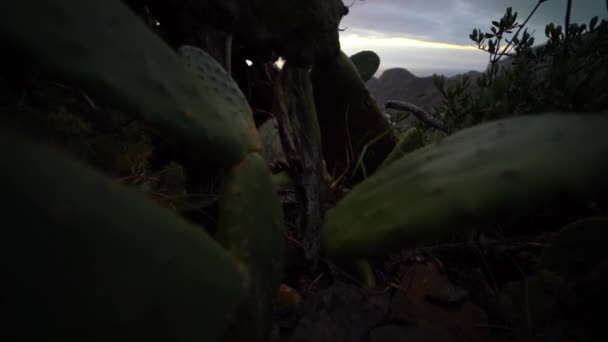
[340,34,478,51]
[339,32,488,77]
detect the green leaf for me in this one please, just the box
[590,16,599,31]
[579,24,587,34]
[470,28,478,42]
[488,40,496,53]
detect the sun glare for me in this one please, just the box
[340,34,477,51]
[275,57,286,70]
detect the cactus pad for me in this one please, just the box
[323,114,608,258]
[350,50,381,82]
[379,127,425,169]
[217,153,285,341]
[178,45,253,126]
[0,129,245,340]
[0,0,259,167]
[312,50,397,182]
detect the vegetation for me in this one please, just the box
[433,1,608,131]
[1,0,606,341]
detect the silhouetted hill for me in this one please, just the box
[366,68,482,113]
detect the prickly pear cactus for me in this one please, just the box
[178,45,251,117]
[378,127,425,169]
[312,50,397,182]
[1,2,284,341]
[323,114,608,258]
[350,50,381,82]
[258,117,286,165]
[0,0,259,167]
[178,45,284,342]
[0,129,245,341]
[217,153,285,341]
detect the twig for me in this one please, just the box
[307,273,324,291]
[486,0,547,83]
[564,0,573,57]
[385,100,449,133]
[496,0,548,62]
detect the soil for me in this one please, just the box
[270,202,607,342]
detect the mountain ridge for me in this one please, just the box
[366,67,482,113]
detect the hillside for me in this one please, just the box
[366,68,483,113]
[365,68,481,132]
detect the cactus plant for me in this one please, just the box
[217,153,285,340]
[0,129,245,341]
[258,117,286,166]
[0,0,259,168]
[0,1,283,341]
[378,127,425,170]
[4,1,607,341]
[312,50,397,183]
[323,114,608,258]
[349,50,381,82]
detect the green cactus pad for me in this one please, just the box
[312,50,397,182]
[178,45,253,124]
[0,0,259,167]
[217,152,285,341]
[0,129,245,341]
[258,117,286,165]
[323,114,608,258]
[379,127,425,169]
[349,50,381,82]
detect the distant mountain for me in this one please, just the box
[366,68,440,113]
[366,68,482,113]
[365,68,482,131]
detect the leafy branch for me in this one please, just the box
[469,0,548,84]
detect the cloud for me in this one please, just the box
[342,0,605,44]
[464,0,606,42]
[339,0,606,76]
[340,33,489,76]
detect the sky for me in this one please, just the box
[339,0,607,77]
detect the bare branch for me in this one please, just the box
[385,100,449,133]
